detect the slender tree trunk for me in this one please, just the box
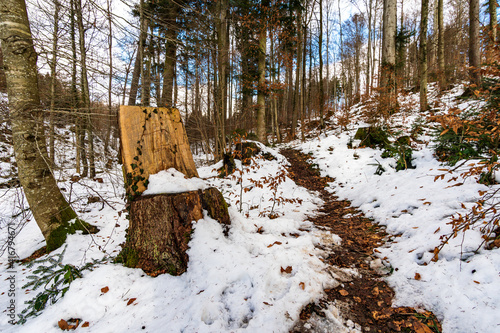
[216,0,228,153]
[469,0,481,86]
[161,4,178,107]
[0,0,96,251]
[293,10,302,138]
[420,0,429,111]
[381,0,397,112]
[70,0,81,174]
[366,0,373,98]
[437,0,445,90]
[256,0,268,143]
[104,0,113,155]
[318,0,324,129]
[142,23,153,106]
[76,0,94,178]
[49,0,60,165]
[128,0,147,106]
[489,0,497,43]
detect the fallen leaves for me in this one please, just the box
[267,241,282,248]
[100,286,109,294]
[299,282,305,290]
[339,289,349,296]
[280,266,293,274]
[126,298,137,306]
[58,318,81,331]
[414,273,422,280]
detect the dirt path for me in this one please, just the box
[281,149,441,333]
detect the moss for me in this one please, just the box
[354,127,390,149]
[45,204,99,252]
[115,247,139,268]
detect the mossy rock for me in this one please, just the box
[354,127,390,149]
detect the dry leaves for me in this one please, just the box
[280,266,292,274]
[126,298,137,306]
[267,241,282,248]
[414,273,422,280]
[100,286,109,294]
[339,289,349,296]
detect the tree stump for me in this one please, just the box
[118,187,230,276]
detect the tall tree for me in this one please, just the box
[420,0,429,111]
[437,0,445,90]
[0,0,96,251]
[256,0,268,143]
[489,0,497,43]
[216,0,229,154]
[318,0,324,129]
[48,0,60,164]
[380,0,397,111]
[469,0,481,86]
[75,0,95,178]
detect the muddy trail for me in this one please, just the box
[281,149,442,333]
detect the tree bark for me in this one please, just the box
[381,0,397,111]
[256,0,268,143]
[0,0,96,252]
[216,0,228,152]
[420,0,429,111]
[318,0,324,129]
[469,0,481,86]
[49,0,60,165]
[437,0,446,90]
[120,188,230,276]
[128,0,147,106]
[489,0,497,43]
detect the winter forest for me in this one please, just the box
[0,0,499,331]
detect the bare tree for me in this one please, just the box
[420,0,429,111]
[0,0,96,251]
[469,0,481,86]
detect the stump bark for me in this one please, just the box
[119,187,230,276]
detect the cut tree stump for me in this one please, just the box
[120,187,230,276]
[118,106,231,276]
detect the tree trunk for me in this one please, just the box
[420,0,429,111]
[469,0,481,86]
[380,0,397,112]
[128,0,147,106]
[75,0,95,178]
[120,188,230,276]
[437,0,445,90]
[49,0,60,165]
[0,0,97,252]
[256,0,268,143]
[216,0,228,152]
[318,0,324,129]
[161,4,178,107]
[489,0,497,43]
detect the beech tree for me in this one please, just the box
[420,0,429,111]
[469,0,481,86]
[0,0,96,252]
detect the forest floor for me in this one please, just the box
[281,148,442,333]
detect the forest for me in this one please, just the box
[0,0,499,332]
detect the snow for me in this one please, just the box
[1,84,500,332]
[296,85,500,332]
[142,168,207,195]
[0,139,342,332]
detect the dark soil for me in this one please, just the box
[281,148,441,333]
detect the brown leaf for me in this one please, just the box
[82,322,90,328]
[299,282,305,290]
[473,280,480,284]
[280,266,292,274]
[353,296,361,302]
[339,289,349,296]
[267,241,282,248]
[411,319,434,333]
[414,273,421,280]
[372,287,380,296]
[263,301,273,306]
[101,286,109,294]
[58,319,69,330]
[127,298,137,306]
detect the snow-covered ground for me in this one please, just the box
[1,84,499,332]
[0,135,352,331]
[296,85,500,332]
